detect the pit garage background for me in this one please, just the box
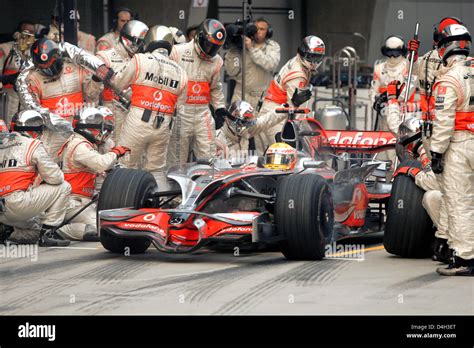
[1,0,473,67]
[1,0,473,129]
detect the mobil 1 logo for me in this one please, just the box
[145,72,179,89]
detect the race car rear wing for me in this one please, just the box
[276,111,397,156]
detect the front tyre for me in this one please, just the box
[276,174,334,260]
[98,168,156,254]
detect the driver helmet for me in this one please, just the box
[194,18,226,60]
[11,110,45,138]
[73,107,114,145]
[264,142,297,171]
[226,100,256,135]
[31,38,63,77]
[297,35,325,71]
[120,20,149,56]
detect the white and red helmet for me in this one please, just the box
[437,24,471,64]
[297,35,325,71]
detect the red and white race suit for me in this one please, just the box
[57,132,118,240]
[254,54,312,155]
[431,56,474,260]
[0,132,70,241]
[167,40,226,165]
[22,61,100,160]
[96,32,120,52]
[96,43,130,143]
[0,41,28,124]
[110,49,187,189]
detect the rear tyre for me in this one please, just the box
[276,174,334,260]
[384,160,435,258]
[98,168,156,254]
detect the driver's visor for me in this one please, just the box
[265,153,293,165]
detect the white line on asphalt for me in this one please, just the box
[47,247,100,250]
[325,257,365,261]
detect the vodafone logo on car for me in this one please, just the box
[326,131,396,146]
[218,226,252,234]
[121,222,165,236]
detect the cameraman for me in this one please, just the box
[224,18,280,109]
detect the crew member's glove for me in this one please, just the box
[214,108,230,130]
[373,93,387,112]
[387,80,402,100]
[0,72,19,86]
[110,146,131,158]
[291,87,312,107]
[93,65,115,83]
[393,166,421,180]
[430,151,444,174]
[408,39,420,61]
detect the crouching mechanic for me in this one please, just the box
[57,107,129,241]
[216,100,288,156]
[387,79,450,263]
[108,25,187,189]
[254,35,324,155]
[0,111,71,246]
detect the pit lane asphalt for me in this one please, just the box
[1,235,472,315]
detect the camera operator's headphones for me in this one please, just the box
[112,7,134,31]
[255,17,273,39]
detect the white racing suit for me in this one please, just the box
[369,57,412,130]
[167,40,226,165]
[78,30,97,54]
[370,57,414,168]
[96,32,120,52]
[0,133,70,242]
[216,110,288,157]
[57,133,118,240]
[110,49,187,189]
[254,55,312,155]
[0,41,28,124]
[413,49,443,144]
[96,43,130,143]
[430,56,474,261]
[224,39,280,108]
[386,98,449,238]
[19,61,99,161]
